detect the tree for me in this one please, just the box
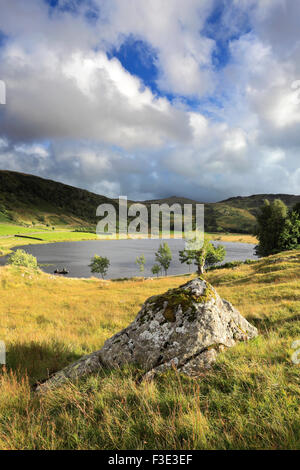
[292,202,300,217]
[155,242,172,276]
[178,248,194,272]
[89,255,110,278]
[135,254,146,274]
[255,199,292,256]
[151,263,161,277]
[8,249,38,269]
[179,239,226,275]
[278,210,300,251]
[205,244,226,269]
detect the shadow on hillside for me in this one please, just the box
[4,340,82,385]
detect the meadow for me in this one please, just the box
[0,250,299,450]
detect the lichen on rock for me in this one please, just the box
[36,278,258,393]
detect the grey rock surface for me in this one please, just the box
[36,278,258,392]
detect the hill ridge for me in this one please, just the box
[0,169,299,233]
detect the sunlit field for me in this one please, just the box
[0,250,299,450]
[207,232,258,244]
[0,225,98,256]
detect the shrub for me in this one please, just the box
[207,258,257,271]
[8,249,38,269]
[151,263,161,277]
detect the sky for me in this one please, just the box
[0,0,300,202]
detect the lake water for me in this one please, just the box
[2,239,259,279]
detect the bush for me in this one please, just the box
[8,249,38,269]
[207,258,257,271]
[151,263,161,277]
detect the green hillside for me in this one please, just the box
[0,170,117,227]
[0,170,299,233]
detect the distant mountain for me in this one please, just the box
[0,170,299,233]
[220,193,300,211]
[141,195,203,205]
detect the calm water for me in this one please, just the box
[2,239,258,279]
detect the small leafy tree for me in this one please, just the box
[89,255,110,278]
[180,239,226,275]
[135,254,146,274]
[155,242,172,276]
[8,249,38,268]
[151,263,161,277]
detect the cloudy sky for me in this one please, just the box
[0,0,300,201]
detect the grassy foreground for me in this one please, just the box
[0,251,299,449]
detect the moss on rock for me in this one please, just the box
[148,280,216,323]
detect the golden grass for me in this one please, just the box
[207,232,258,244]
[0,251,299,449]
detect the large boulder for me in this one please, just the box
[36,278,258,392]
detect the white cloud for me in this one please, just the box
[14,143,49,158]
[96,0,216,96]
[0,45,191,149]
[0,0,300,201]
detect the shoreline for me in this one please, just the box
[0,238,258,280]
[0,225,258,258]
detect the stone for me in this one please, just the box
[36,278,258,393]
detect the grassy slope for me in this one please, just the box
[1,170,300,234]
[0,169,117,227]
[0,250,299,449]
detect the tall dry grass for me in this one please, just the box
[0,251,299,449]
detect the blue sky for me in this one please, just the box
[0,0,300,201]
[108,37,160,96]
